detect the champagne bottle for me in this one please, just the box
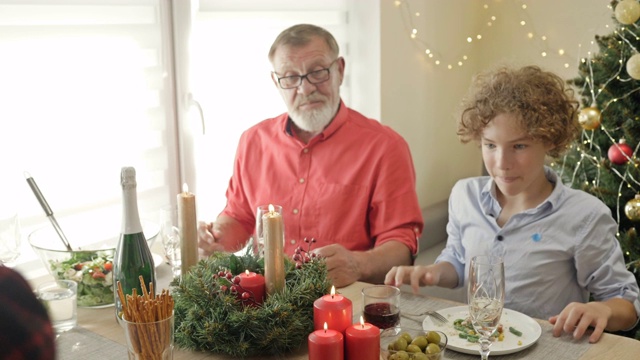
[113,166,156,320]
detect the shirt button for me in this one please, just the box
[299,178,305,184]
[303,148,309,153]
[292,208,299,214]
[497,235,504,241]
[290,239,296,245]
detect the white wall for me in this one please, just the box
[379,0,484,206]
[359,0,615,208]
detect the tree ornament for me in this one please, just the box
[626,53,640,80]
[625,194,640,221]
[578,106,602,130]
[608,139,633,165]
[615,0,640,25]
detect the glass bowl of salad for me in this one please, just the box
[28,221,159,308]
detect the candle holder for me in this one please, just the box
[172,248,331,357]
[254,204,284,256]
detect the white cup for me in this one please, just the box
[37,279,77,333]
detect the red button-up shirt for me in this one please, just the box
[221,101,423,255]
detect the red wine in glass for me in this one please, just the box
[363,302,400,329]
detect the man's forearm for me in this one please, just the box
[358,241,412,284]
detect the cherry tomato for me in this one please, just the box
[104,262,113,271]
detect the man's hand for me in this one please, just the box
[313,244,362,288]
[313,241,413,288]
[197,215,251,256]
[197,221,226,256]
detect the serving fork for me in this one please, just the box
[401,310,448,324]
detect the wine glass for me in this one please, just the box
[468,255,505,360]
[0,211,21,265]
[159,205,181,278]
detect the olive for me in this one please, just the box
[406,344,422,353]
[395,351,410,360]
[411,335,428,350]
[412,353,429,360]
[388,354,399,360]
[399,332,413,344]
[393,338,408,351]
[425,331,441,345]
[425,343,441,354]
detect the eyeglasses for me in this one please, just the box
[273,59,339,89]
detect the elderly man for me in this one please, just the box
[198,24,423,287]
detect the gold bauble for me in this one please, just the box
[615,0,640,25]
[625,194,640,222]
[578,107,601,130]
[627,53,640,80]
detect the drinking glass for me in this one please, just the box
[468,255,505,360]
[37,279,78,333]
[0,211,21,265]
[159,205,181,278]
[122,313,174,360]
[361,285,401,329]
[254,204,283,256]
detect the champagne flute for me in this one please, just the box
[159,205,181,278]
[0,211,21,265]
[468,255,505,360]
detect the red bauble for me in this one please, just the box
[608,140,633,165]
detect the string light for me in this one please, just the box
[394,0,611,71]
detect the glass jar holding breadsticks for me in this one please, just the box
[117,276,175,360]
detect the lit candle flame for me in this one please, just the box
[360,315,365,328]
[182,182,189,193]
[323,322,328,332]
[330,285,336,299]
[245,269,250,275]
[268,203,274,213]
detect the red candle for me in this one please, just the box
[313,286,353,333]
[345,316,380,360]
[237,270,265,305]
[308,322,344,360]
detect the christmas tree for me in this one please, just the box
[551,0,640,339]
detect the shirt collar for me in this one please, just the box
[480,166,562,216]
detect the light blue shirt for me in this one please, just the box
[437,167,640,321]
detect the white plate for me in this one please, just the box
[422,306,542,355]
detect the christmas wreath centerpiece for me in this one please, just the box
[172,241,331,358]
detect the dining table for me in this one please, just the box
[39,258,640,360]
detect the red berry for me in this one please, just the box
[220,285,228,292]
[241,292,250,300]
[230,285,238,293]
[233,276,241,284]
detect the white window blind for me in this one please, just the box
[0,0,176,267]
[190,1,349,220]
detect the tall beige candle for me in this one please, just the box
[178,183,198,276]
[263,204,285,295]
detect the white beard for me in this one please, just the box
[289,97,338,133]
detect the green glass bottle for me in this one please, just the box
[113,166,156,320]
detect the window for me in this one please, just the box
[0,0,175,271]
[1,0,351,276]
[190,1,350,220]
